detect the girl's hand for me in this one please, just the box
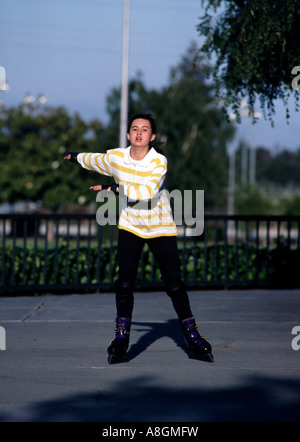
[89,185,105,191]
[64,152,78,163]
[89,184,119,194]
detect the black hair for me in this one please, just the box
[126,113,164,153]
[127,113,157,134]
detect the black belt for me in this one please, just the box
[127,197,159,210]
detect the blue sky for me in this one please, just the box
[0,0,299,152]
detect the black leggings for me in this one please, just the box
[115,229,192,321]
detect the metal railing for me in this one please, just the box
[1,213,300,294]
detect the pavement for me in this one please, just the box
[0,288,300,422]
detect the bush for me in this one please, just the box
[1,241,299,294]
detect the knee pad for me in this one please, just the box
[115,279,134,298]
[165,278,186,298]
[115,279,134,319]
[165,279,192,320]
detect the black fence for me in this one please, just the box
[1,213,300,295]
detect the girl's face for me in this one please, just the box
[127,118,156,149]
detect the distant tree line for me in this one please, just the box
[0,44,299,215]
[0,44,234,212]
[256,147,300,186]
[233,145,300,215]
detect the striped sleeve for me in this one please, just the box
[77,152,112,177]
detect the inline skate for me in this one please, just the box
[181,316,214,362]
[107,317,131,364]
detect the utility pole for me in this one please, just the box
[241,139,248,188]
[227,147,236,215]
[119,0,130,149]
[249,132,256,185]
[249,112,260,185]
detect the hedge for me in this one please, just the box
[1,242,299,293]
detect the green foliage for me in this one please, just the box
[234,186,300,216]
[2,41,300,215]
[0,243,118,288]
[1,240,299,293]
[0,45,235,212]
[0,103,102,210]
[256,147,300,186]
[198,0,300,124]
[234,186,274,215]
[278,194,300,216]
[104,43,235,209]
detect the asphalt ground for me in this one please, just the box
[0,289,299,422]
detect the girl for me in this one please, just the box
[64,113,213,363]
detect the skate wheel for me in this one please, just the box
[107,352,128,365]
[188,350,214,363]
[108,354,115,365]
[205,352,214,363]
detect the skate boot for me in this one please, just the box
[181,316,214,362]
[107,317,131,364]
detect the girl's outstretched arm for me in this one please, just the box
[89,184,119,194]
[64,152,78,163]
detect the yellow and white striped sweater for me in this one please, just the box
[77,147,177,238]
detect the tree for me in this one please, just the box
[100,44,235,210]
[0,102,99,210]
[0,46,235,212]
[234,186,274,215]
[152,44,235,209]
[198,0,300,124]
[255,147,300,186]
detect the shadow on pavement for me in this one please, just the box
[127,319,189,361]
[0,373,299,422]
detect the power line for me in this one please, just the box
[0,39,196,60]
[1,21,199,42]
